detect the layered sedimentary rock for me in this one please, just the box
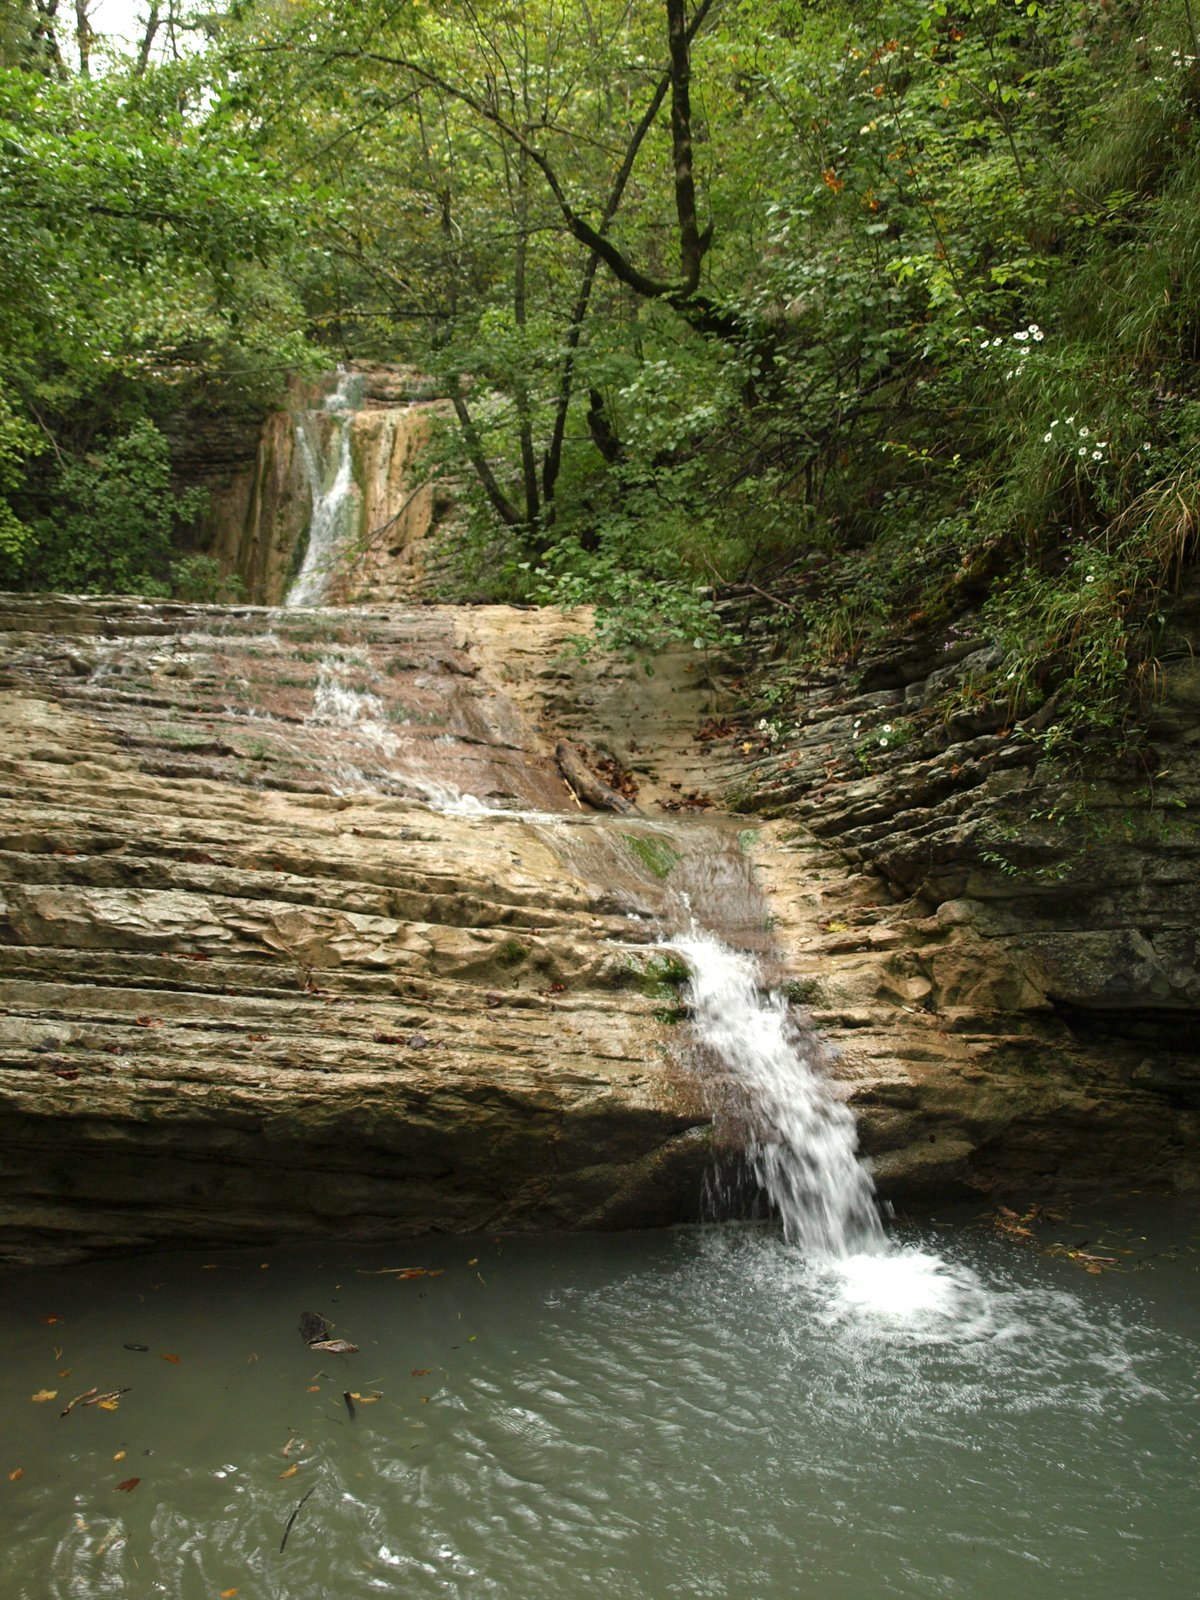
[1,590,1196,1266]
[0,597,725,1265]
[695,601,1200,1203]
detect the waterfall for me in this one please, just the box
[672,930,886,1259]
[285,369,366,607]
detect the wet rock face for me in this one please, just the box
[700,605,1200,1205]
[2,589,1197,1265]
[0,596,722,1266]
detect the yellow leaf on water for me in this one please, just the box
[97,1400,119,1411]
[159,1354,180,1365]
[279,1464,299,1479]
[30,1390,57,1403]
[221,1590,240,1598]
[306,1385,320,1393]
[8,1469,24,1482]
[113,1452,126,1462]
[58,1369,71,1379]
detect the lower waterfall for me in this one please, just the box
[672,931,884,1258]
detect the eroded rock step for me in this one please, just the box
[0,597,720,1265]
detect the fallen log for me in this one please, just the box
[555,740,635,813]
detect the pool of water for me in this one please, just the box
[2,1204,1197,1599]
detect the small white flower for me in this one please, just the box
[879,737,889,747]
[1079,426,1090,438]
[1005,369,1014,379]
[1050,419,1059,428]
[882,724,893,733]
[1143,442,1152,451]
[980,339,990,350]
[1065,415,1075,424]
[1043,432,1053,443]
[1078,446,1088,456]
[1028,323,1041,334]
[1085,575,1095,584]
[1013,330,1029,342]
[1092,450,1103,461]
[1005,668,1016,680]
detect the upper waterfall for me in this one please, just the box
[286,368,366,607]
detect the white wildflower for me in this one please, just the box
[1013,330,1029,342]
[879,737,889,747]
[1078,426,1090,438]
[1092,450,1103,461]
[1043,432,1054,443]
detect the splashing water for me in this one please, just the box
[673,930,885,1260]
[286,369,365,607]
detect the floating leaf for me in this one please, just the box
[40,1314,62,1325]
[280,1464,299,1479]
[58,1369,71,1378]
[8,1468,24,1482]
[221,1590,240,1598]
[114,1478,140,1492]
[31,1390,57,1403]
[349,1393,379,1403]
[113,1452,126,1461]
[159,1354,180,1364]
[467,1259,478,1266]
[97,1400,119,1411]
[411,1369,430,1378]
[306,1385,320,1394]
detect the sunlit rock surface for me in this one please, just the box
[0,596,725,1264]
[0,591,1196,1265]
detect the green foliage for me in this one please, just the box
[169,554,247,604]
[10,420,206,594]
[0,44,307,592]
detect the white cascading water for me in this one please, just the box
[286,368,364,607]
[672,930,886,1259]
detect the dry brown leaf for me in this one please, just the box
[159,1354,180,1364]
[280,1464,299,1479]
[8,1468,24,1482]
[30,1390,57,1403]
[411,1369,430,1377]
[114,1478,140,1492]
[58,1369,71,1378]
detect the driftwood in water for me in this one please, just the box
[555,740,635,813]
[280,1485,317,1553]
